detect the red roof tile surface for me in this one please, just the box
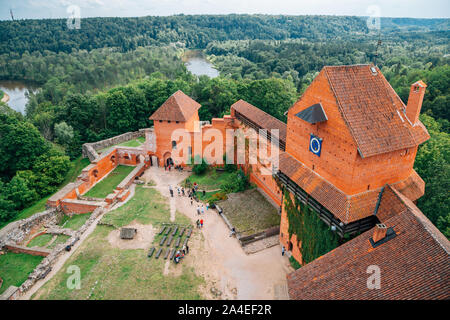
[231,100,287,145]
[149,90,201,122]
[324,65,429,158]
[287,189,450,300]
[391,169,425,202]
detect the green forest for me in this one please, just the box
[0,15,448,238]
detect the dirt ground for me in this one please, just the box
[143,166,292,300]
[107,221,156,250]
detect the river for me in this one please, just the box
[0,80,39,115]
[184,52,219,78]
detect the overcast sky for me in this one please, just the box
[1,0,449,20]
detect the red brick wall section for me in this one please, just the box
[61,200,101,214]
[5,245,50,257]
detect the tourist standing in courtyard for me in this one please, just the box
[200,219,203,228]
[169,185,173,197]
[282,246,285,256]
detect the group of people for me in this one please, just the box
[196,218,204,228]
[174,244,189,264]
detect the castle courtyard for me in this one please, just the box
[24,167,292,300]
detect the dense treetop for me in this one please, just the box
[0,15,448,55]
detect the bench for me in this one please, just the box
[160,235,167,246]
[175,237,181,247]
[179,228,185,237]
[147,247,155,257]
[164,248,171,259]
[155,248,163,259]
[164,227,171,235]
[172,226,178,236]
[183,238,189,247]
[186,228,193,238]
[158,226,166,235]
[167,235,173,246]
[170,249,176,260]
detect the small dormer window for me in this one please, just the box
[414,86,420,92]
[159,120,163,123]
[168,120,171,123]
[172,141,177,149]
[370,66,377,75]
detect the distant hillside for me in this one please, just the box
[0,15,448,55]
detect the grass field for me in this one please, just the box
[0,252,44,294]
[0,90,4,100]
[47,235,70,250]
[99,136,146,153]
[184,168,234,190]
[33,186,203,300]
[27,234,54,248]
[101,186,190,227]
[83,165,135,199]
[59,213,92,230]
[218,189,280,236]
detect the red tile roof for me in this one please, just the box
[391,169,425,202]
[231,100,287,145]
[149,90,201,122]
[324,65,430,158]
[287,188,450,300]
[278,151,380,224]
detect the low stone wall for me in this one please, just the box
[0,208,59,250]
[7,207,105,300]
[116,163,146,191]
[82,129,149,161]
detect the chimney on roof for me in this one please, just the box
[372,223,387,243]
[406,80,427,124]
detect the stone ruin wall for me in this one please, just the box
[0,207,105,300]
[82,128,153,161]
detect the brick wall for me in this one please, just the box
[5,244,51,257]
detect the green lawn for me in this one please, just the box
[184,168,234,190]
[98,137,146,153]
[101,185,190,227]
[47,235,70,250]
[0,156,91,229]
[33,186,202,300]
[27,234,54,248]
[59,213,92,230]
[0,90,4,100]
[0,252,44,294]
[83,165,135,199]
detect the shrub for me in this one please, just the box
[192,155,208,175]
